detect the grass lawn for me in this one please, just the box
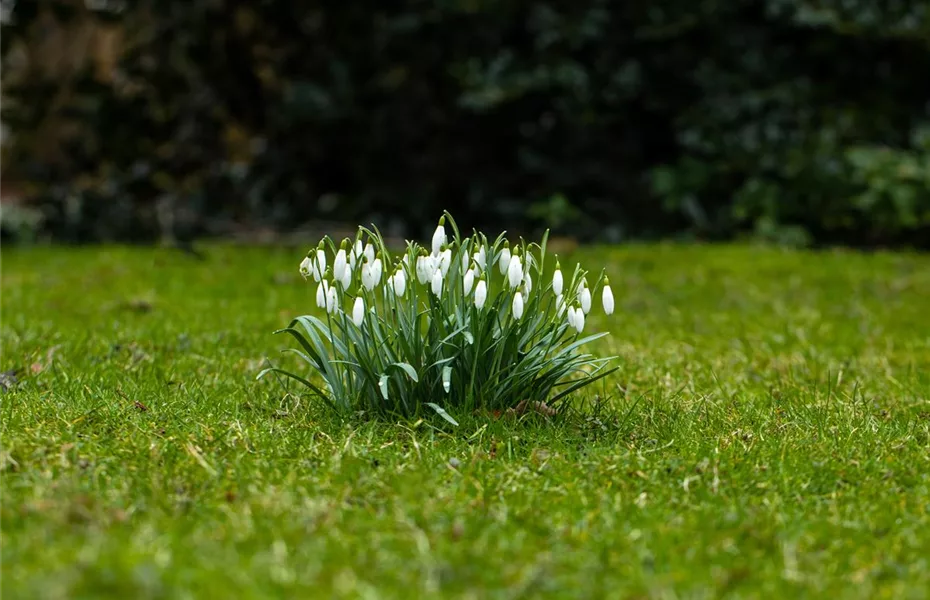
[2,243,929,599]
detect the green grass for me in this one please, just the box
[2,243,929,599]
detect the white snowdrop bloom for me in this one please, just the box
[507,255,523,289]
[523,272,533,295]
[512,291,525,320]
[350,240,363,269]
[580,282,592,315]
[556,293,566,317]
[431,268,443,297]
[352,296,365,326]
[316,280,327,308]
[316,249,327,277]
[361,261,373,290]
[431,220,447,256]
[498,246,511,274]
[552,263,563,295]
[340,263,353,288]
[392,269,407,297]
[325,285,338,314]
[573,306,585,333]
[463,268,475,296]
[371,257,383,288]
[333,249,347,282]
[363,243,375,265]
[461,251,470,272]
[474,280,488,309]
[300,255,313,279]
[602,277,614,315]
[439,248,452,276]
[416,256,428,284]
[474,245,487,270]
[567,305,577,330]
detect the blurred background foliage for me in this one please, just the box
[1,0,928,246]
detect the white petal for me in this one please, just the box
[574,308,585,333]
[439,249,452,276]
[552,269,563,295]
[372,258,383,287]
[352,296,365,326]
[431,225,446,256]
[326,286,337,314]
[507,255,523,289]
[602,285,614,315]
[474,280,487,309]
[523,272,533,295]
[316,249,327,274]
[363,243,375,265]
[333,249,347,282]
[316,282,325,308]
[463,269,475,295]
[512,292,524,320]
[475,246,487,270]
[300,256,313,278]
[393,270,407,297]
[498,248,511,274]
[431,268,443,296]
[580,287,592,314]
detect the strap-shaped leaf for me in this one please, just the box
[388,362,419,382]
[425,402,459,426]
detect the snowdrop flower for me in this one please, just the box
[567,306,576,329]
[299,255,313,279]
[333,247,348,282]
[474,279,487,309]
[325,285,338,314]
[552,261,563,295]
[363,243,375,265]
[316,280,328,308]
[579,279,592,314]
[439,248,452,276]
[431,217,447,256]
[371,257,383,288]
[512,291,525,320]
[361,261,373,290]
[498,245,511,274]
[507,255,523,289]
[340,263,352,288]
[461,251,471,272]
[573,306,585,333]
[523,272,533,295]
[416,254,435,284]
[556,293,566,317]
[391,269,407,297]
[350,239,363,269]
[352,296,365,326]
[463,268,475,296]
[474,245,487,270]
[315,248,327,281]
[431,268,443,297]
[602,277,614,315]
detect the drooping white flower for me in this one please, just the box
[341,263,353,288]
[352,296,365,326]
[567,305,577,330]
[325,285,338,314]
[474,280,487,309]
[431,268,443,297]
[333,248,347,282]
[361,261,373,290]
[556,293,566,317]
[316,249,327,278]
[602,277,614,315]
[392,269,407,297]
[512,291,525,320]
[431,219,447,256]
[371,257,383,288]
[415,256,428,284]
[350,239,363,269]
[474,245,487,270]
[498,246,511,274]
[573,306,585,333]
[507,255,523,289]
[580,281,592,315]
[461,251,470,272]
[363,243,375,265]
[523,272,533,295]
[463,268,475,295]
[300,255,313,279]
[439,248,452,276]
[552,263,563,295]
[316,280,327,308]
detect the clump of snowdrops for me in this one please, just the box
[260,213,616,424]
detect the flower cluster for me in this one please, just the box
[264,213,617,422]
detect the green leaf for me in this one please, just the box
[389,362,419,382]
[425,402,459,426]
[378,374,390,400]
